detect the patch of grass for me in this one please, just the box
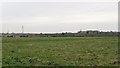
[2,37,118,66]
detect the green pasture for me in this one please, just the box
[2,37,118,66]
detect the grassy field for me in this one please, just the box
[2,37,118,66]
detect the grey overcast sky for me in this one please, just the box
[1,0,119,33]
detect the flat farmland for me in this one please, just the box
[2,37,118,66]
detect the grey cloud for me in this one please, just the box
[2,2,118,33]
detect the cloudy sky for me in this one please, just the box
[1,0,119,33]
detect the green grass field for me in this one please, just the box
[2,37,118,66]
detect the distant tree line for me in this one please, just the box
[1,30,118,37]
